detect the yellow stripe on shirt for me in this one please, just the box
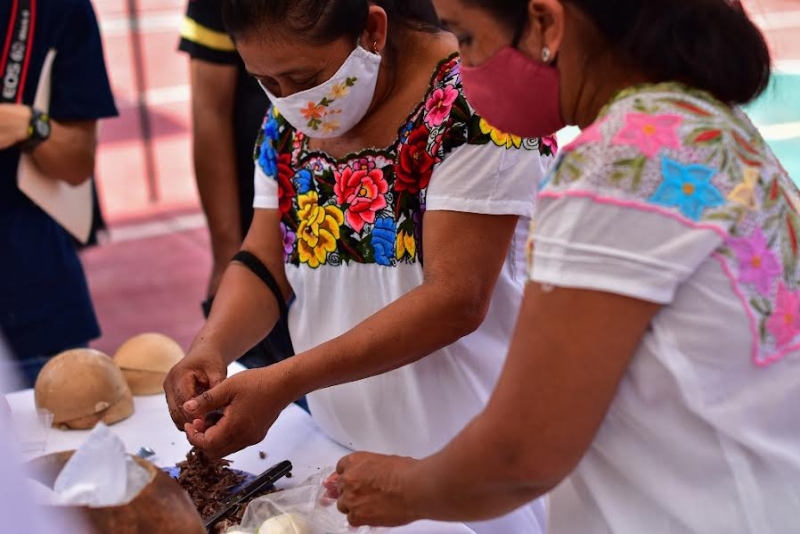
[180,17,236,52]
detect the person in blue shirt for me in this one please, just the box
[0,0,118,390]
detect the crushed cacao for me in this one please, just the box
[177,447,246,519]
[176,447,279,530]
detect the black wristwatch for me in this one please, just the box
[20,107,51,153]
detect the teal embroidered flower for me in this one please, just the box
[649,157,725,220]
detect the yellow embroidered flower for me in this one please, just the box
[395,231,417,260]
[479,118,522,149]
[321,120,341,134]
[327,83,350,100]
[296,192,344,268]
[728,165,760,212]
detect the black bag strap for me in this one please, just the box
[1,0,36,104]
[232,250,295,351]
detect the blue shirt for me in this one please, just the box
[0,0,118,359]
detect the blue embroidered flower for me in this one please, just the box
[258,140,278,177]
[649,157,725,220]
[293,169,314,194]
[371,217,397,267]
[263,113,280,142]
[400,121,414,143]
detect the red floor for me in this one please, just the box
[80,0,800,356]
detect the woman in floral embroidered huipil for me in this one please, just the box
[330,0,800,533]
[164,1,554,532]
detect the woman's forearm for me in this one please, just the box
[285,282,486,397]
[190,263,284,365]
[409,416,550,523]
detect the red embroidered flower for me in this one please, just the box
[276,153,296,214]
[334,167,389,233]
[395,127,437,194]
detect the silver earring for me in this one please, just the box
[541,47,551,63]
[372,40,379,54]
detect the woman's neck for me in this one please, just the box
[374,31,456,112]
[572,60,650,129]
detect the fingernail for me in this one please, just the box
[184,400,198,411]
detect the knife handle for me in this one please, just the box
[204,460,293,532]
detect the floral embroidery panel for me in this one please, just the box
[539,82,800,367]
[255,56,557,271]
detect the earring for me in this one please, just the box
[541,46,551,63]
[372,40,379,54]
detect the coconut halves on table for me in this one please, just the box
[34,348,134,430]
[113,332,185,395]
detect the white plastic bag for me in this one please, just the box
[227,470,379,534]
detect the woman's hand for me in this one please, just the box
[164,348,228,430]
[331,452,425,527]
[181,367,297,459]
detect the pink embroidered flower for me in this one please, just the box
[767,283,800,347]
[612,113,683,158]
[334,167,389,233]
[424,86,459,127]
[352,158,376,172]
[728,228,781,294]
[563,119,606,153]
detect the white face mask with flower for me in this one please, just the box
[258,45,382,139]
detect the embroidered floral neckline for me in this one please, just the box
[296,53,461,165]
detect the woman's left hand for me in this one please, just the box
[182,367,297,458]
[331,452,425,527]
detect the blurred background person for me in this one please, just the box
[0,335,84,533]
[179,0,293,371]
[0,0,118,389]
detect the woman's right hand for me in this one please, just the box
[164,348,228,430]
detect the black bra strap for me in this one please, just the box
[232,250,294,353]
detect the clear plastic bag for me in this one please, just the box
[225,470,379,534]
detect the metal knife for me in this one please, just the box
[204,459,293,532]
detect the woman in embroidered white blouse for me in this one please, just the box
[164,1,554,532]
[330,1,800,533]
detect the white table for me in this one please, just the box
[7,385,475,534]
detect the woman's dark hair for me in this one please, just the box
[464,0,772,105]
[222,0,441,46]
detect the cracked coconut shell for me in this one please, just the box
[34,349,134,430]
[113,333,185,396]
[27,451,205,534]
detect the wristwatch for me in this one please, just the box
[20,107,51,152]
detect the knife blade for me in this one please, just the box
[204,459,293,532]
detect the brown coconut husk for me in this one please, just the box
[27,451,205,534]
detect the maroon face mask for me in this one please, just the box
[461,46,566,138]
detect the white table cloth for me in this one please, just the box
[7,381,475,534]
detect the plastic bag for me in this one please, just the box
[226,470,379,534]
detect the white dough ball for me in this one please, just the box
[257,513,312,534]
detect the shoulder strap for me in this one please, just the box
[1,0,36,104]
[232,250,294,348]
